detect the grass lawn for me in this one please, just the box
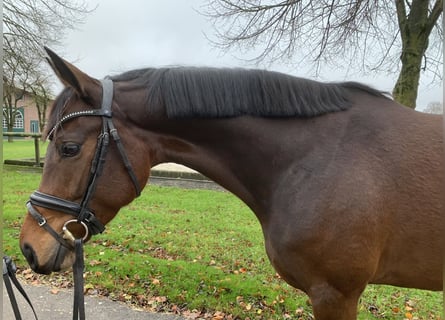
[2,139,48,160]
[2,142,443,319]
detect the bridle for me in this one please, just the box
[24,78,141,320]
[27,78,141,248]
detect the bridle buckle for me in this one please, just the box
[37,217,47,227]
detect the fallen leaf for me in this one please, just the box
[296,307,305,313]
[155,296,167,303]
[405,312,413,319]
[212,311,225,320]
[392,307,400,313]
[89,260,101,266]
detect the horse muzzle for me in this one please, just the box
[21,241,75,274]
[20,203,90,274]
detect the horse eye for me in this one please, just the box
[60,143,81,157]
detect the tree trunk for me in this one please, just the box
[392,49,424,108]
[7,124,14,142]
[392,0,439,109]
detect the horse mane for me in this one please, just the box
[47,67,388,135]
[111,67,388,119]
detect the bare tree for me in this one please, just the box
[3,0,94,141]
[203,0,443,109]
[30,77,54,133]
[422,101,443,114]
[3,0,93,61]
[3,46,39,142]
[393,0,443,107]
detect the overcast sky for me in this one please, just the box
[55,0,442,109]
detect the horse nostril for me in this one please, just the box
[21,243,38,271]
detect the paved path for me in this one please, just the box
[3,284,184,320]
[150,163,223,191]
[152,163,197,173]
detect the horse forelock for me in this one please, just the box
[44,87,75,140]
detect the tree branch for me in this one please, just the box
[425,0,443,36]
[394,0,407,41]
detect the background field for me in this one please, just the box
[2,141,443,319]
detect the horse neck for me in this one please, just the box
[141,116,338,218]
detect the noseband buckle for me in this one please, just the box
[37,216,47,227]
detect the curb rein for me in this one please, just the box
[24,78,141,320]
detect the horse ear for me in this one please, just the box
[44,47,101,102]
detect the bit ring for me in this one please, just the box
[62,219,89,241]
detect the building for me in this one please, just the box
[3,89,53,135]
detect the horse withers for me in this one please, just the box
[19,48,444,319]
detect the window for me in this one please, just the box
[2,110,7,129]
[2,109,24,129]
[14,110,24,129]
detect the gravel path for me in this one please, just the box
[3,284,185,320]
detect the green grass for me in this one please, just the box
[2,142,443,319]
[3,139,48,160]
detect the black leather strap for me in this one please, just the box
[72,240,85,320]
[30,191,83,215]
[29,192,105,235]
[3,256,39,320]
[107,119,141,196]
[78,123,110,224]
[100,78,113,117]
[26,201,73,249]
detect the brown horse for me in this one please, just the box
[20,48,443,319]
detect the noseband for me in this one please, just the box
[27,78,141,248]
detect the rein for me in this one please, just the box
[24,78,141,320]
[3,256,38,320]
